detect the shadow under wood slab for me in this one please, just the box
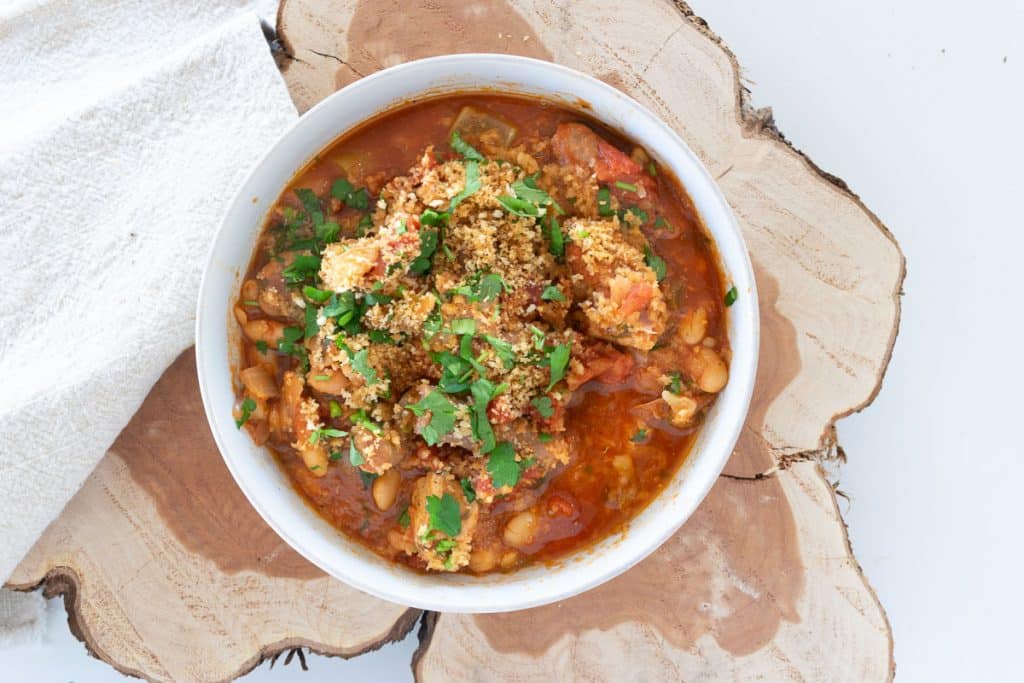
[278,0,903,681]
[6,352,419,683]
[4,0,902,681]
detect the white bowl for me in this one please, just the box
[196,54,758,613]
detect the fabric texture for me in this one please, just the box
[0,0,297,642]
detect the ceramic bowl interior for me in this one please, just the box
[196,54,758,613]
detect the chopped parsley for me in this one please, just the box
[546,343,571,391]
[540,284,566,302]
[255,340,268,354]
[282,254,321,285]
[397,506,411,528]
[644,245,667,282]
[666,371,683,395]
[631,428,648,443]
[725,285,738,307]
[426,492,462,537]
[530,396,554,418]
[543,214,565,259]
[329,400,343,418]
[451,271,506,302]
[469,378,506,453]
[235,398,256,428]
[487,441,521,488]
[351,409,383,435]
[407,390,457,445]
[538,432,554,443]
[449,318,477,336]
[302,285,332,303]
[449,160,481,211]
[309,427,347,445]
[597,187,614,216]
[350,348,378,385]
[330,177,370,210]
[498,194,540,217]
[450,130,485,162]
[420,208,450,226]
[295,188,324,225]
[277,326,305,356]
[348,439,365,466]
[408,228,439,276]
[483,335,516,369]
[460,478,477,503]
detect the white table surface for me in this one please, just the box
[3,0,1021,680]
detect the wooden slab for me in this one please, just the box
[6,352,418,682]
[278,0,902,680]
[7,1,904,681]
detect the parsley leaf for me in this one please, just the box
[349,439,365,466]
[408,228,439,276]
[295,188,324,225]
[426,493,462,537]
[420,208,450,226]
[543,214,564,259]
[450,130,485,161]
[631,428,648,443]
[407,390,457,446]
[397,506,411,528]
[449,160,481,211]
[235,398,256,428]
[449,318,476,336]
[483,335,516,369]
[351,409,383,435]
[531,396,554,418]
[666,371,683,395]
[329,400,343,418]
[725,285,738,307]
[308,427,347,444]
[512,175,562,213]
[303,285,332,303]
[282,254,321,285]
[487,441,520,488]
[469,378,504,453]
[460,478,477,503]
[540,284,566,302]
[498,195,540,217]
[255,340,268,354]
[597,186,614,216]
[304,304,319,338]
[546,343,571,391]
[644,245,667,282]
[350,348,378,385]
[330,178,371,210]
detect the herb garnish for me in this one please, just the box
[487,441,521,488]
[615,180,638,193]
[597,187,614,216]
[546,343,571,391]
[426,493,462,536]
[330,178,371,210]
[407,390,457,445]
[460,478,477,503]
[309,427,347,445]
[450,160,481,211]
[724,286,738,307]
[450,130,485,162]
[666,371,683,395]
[631,428,648,443]
[235,398,256,428]
[408,228,439,275]
[644,245,667,282]
[348,439,365,466]
[540,284,566,302]
[531,396,554,419]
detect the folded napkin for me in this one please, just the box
[0,0,297,642]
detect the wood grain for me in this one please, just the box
[278,0,902,680]
[6,1,903,681]
[7,353,418,683]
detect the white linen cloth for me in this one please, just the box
[0,0,297,642]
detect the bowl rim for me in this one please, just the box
[196,53,759,613]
